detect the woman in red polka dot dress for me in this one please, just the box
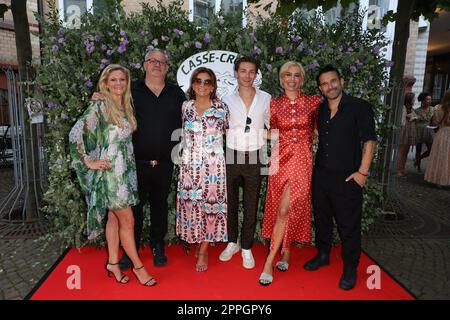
[259,61,320,285]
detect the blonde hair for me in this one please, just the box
[279,61,306,89]
[98,64,137,131]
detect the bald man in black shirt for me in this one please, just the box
[304,65,377,290]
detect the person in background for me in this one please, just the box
[414,92,434,172]
[396,92,418,177]
[424,89,450,187]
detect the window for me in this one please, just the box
[58,0,106,28]
[189,0,247,25]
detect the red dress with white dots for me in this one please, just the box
[262,93,320,253]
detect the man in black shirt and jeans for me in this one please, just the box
[304,65,377,290]
[121,48,185,269]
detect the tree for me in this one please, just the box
[250,0,450,84]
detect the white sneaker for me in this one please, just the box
[219,242,240,261]
[241,249,255,269]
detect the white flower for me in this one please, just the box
[69,120,84,144]
[117,184,128,199]
[86,113,98,132]
[115,152,125,176]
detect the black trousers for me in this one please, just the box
[312,166,363,268]
[226,148,262,250]
[133,161,173,249]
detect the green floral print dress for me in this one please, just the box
[69,100,139,240]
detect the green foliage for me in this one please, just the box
[34,0,388,248]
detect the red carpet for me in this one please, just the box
[29,244,414,300]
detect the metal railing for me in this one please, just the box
[0,68,45,223]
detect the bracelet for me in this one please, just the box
[358,171,369,177]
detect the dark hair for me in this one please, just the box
[404,92,415,107]
[187,67,218,100]
[417,92,431,102]
[234,56,259,73]
[316,64,342,86]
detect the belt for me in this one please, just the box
[136,159,159,167]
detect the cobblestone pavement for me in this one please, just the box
[362,157,450,300]
[1,154,449,300]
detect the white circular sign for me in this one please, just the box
[176,50,262,98]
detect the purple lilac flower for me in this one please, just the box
[275,47,283,54]
[308,60,320,71]
[58,37,65,44]
[174,28,184,36]
[60,114,69,121]
[203,33,211,44]
[99,63,106,70]
[94,34,101,42]
[85,79,93,88]
[84,41,95,54]
[47,102,57,109]
[350,66,357,73]
[106,49,113,56]
[251,47,262,56]
[57,29,64,38]
[161,35,170,42]
[120,31,126,37]
[140,31,146,38]
[347,47,353,53]
[307,48,314,56]
[297,43,305,52]
[108,32,113,36]
[146,45,155,51]
[195,41,202,49]
[266,64,272,71]
[51,45,59,53]
[317,43,326,49]
[134,63,141,69]
[372,47,380,55]
[356,60,363,68]
[385,60,394,68]
[101,44,107,51]
[117,44,126,54]
[291,35,301,42]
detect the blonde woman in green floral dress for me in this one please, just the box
[69,64,156,286]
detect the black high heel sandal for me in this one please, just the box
[105,262,129,284]
[133,265,157,287]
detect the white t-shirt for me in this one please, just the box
[223,88,271,152]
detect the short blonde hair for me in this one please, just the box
[279,61,306,88]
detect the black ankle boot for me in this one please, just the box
[339,265,357,290]
[303,251,330,271]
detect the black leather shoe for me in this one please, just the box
[152,243,167,267]
[339,266,357,290]
[118,254,132,271]
[303,252,330,271]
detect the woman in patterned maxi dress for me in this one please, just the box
[69,64,156,286]
[176,67,229,272]
[259,62,320,285]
